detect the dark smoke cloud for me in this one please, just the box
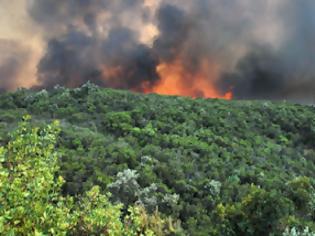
[217,1,315,101]
[101,27,159,90]
[29,0,159,90]
[218,46,286,100]
[37,27,159,90]
[153,4,191,62]
[36,31,100,88]
[19,0,315,101]
[154,0,261,73]
[154,0,315,102]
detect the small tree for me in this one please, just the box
[0,115,75,235]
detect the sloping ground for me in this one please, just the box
[1,83,315,235]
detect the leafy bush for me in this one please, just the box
[283,227,315,236]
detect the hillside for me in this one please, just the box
[1,83,315,235]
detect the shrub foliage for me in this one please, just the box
[1,84,315,235]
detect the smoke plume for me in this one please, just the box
[0,40,32,91]
[0,0,315,102]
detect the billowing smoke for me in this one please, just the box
[28,0,159,91]
[1,0,315,101]
[0,40,32,91]
[36,27,159,90]
[218,1,315,102]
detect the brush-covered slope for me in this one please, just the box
[1,83,315,236]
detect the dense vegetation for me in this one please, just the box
[0,116,182,235]
[1,83,315,235]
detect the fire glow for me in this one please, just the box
[144,59,233,99]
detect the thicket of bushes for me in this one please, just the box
[0,116,182,235]
[1,83,315,235]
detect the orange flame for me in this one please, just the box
[145,59,233,99]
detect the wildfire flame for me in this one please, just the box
[144,58,233,99]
